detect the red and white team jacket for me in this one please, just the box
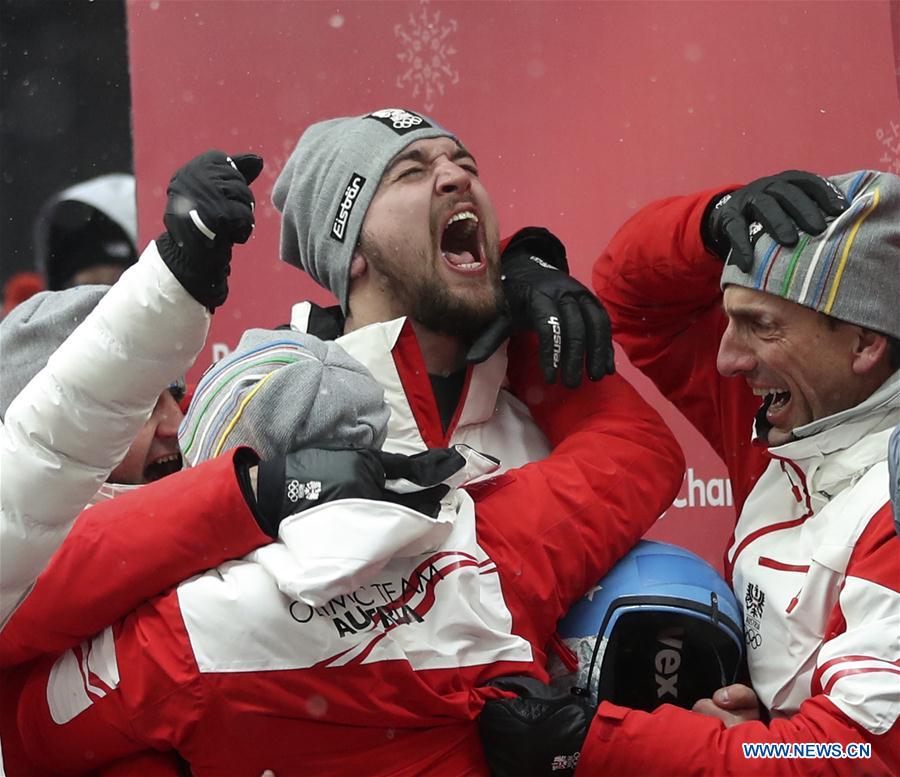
[586,188,900,775]
[0,449,271,776]
[16,321,685,776]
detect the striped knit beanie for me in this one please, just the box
[272,108,456,311]
[721,170,900,340]
[179,329,389,465]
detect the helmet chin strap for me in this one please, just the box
[576,632,607,706]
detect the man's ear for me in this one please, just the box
[349,252,367,280]
[850,328,889,375]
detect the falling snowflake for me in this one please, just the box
[394,0,460,111]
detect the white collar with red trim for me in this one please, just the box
[763,370,900,495]
[290,305,509,453]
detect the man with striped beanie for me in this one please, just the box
[480,170,900,776]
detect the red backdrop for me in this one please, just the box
[127,0,900,571]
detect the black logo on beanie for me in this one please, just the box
[331,173,367,242]
[365,109,432,135]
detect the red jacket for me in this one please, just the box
[585,189,900,776]
[16,331,684,776]
[0,450,270,776]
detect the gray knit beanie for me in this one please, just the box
[272,108,456,311]
[179,328,389,465]
[0,285,108,419]
[721,170,900,340]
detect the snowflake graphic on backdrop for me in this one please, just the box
[394,1,460,111]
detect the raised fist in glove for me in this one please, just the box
[703,170,848,272]
[157,150,264,311]
[467,227,615,388]
[252,447,465,537]
[478,676,592,777]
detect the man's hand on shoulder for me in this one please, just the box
[467,227,615,388]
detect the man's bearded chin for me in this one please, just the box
[412,266,506,341]
[362,237,506,341]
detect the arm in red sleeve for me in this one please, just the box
[593,188,731,338]
[591,188,767,507]
[579,695,896,776]
[471,333,686,645]
[0,448,270,668]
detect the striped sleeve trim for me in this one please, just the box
[815,654,900,695]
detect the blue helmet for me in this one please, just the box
[549,540,744,711]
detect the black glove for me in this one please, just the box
[500,226,570,272]
[255,448,384,536]
[703,170,848,273]
[479,677,592,777]
[466,229,614,388]
[156,150,264,311]
[378,447,468,518]
[253,447,466,537]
